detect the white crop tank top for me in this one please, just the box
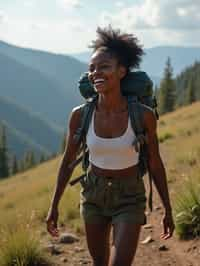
[86,108,139,170]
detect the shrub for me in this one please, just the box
[0,219,52,266]
[174,179,200,239]
[159,132,174,143]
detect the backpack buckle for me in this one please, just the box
[127,95,138,104]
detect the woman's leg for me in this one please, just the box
[84,222,112,266]
[109,222,142,266]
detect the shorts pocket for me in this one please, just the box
[121,175,145,197]
[80,173,97,203]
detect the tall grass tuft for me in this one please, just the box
[174,177,200,239]
[0,215,53,266]
[158,132,174,143]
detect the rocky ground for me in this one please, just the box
[44,187,200,266]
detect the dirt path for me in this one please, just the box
[46,185,200,266]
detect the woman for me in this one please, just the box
[46,26,174,266]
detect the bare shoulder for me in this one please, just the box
[68,104,85,132]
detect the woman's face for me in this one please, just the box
[88,50,126,94]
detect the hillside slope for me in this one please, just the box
[0,52,73,127]
[0,101,200,265]
[0,96,64,159]
[0,40,86,102]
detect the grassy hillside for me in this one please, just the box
[0,101,200,237]
[0,155,83,233]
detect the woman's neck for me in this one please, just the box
[97,91,127,113]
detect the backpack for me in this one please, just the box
[69,71,159,212]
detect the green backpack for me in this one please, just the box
[69,71,158,211]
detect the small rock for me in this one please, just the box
[60,257,68,263]
[159,244,169,251]
[59,232,79,244]
[143,224,153,229]
[44,244,62,255]
[78,259,91,265]
[74,246,85,252]
[141,235,154,244]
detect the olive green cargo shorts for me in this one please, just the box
[79,170,147,225]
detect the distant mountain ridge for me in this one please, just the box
[72,46,200,85]
[0,96,64,159]
[0,51,70,126]
[0,40,88,160]
[0,40,87,100]
[0,41,87,127]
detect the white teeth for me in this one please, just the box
[94,78,105,82]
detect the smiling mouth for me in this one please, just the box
[94,78,105,86]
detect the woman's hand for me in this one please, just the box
[46,208,59,237]
[160,211,175,240]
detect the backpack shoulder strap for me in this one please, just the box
[127,95,153,212]
[127,95,145,140]
[73,96,97,145]
[72,96,97,172]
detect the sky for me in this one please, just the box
[0,0,200,55]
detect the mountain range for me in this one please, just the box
[72,46,200,85]
[0,41,88,159]
[0,40,200,160]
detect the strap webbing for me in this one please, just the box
[127,95,153,212]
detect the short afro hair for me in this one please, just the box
[89,25,144,72]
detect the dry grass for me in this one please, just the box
[0,101,200,250]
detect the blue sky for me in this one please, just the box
[0,0,199,54]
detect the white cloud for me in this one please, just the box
[59,0,82,9]
[24,0,34,8]
[98,0,200,30]
[96,0,200,49]
[0,9,6,24]
[0,16,94,53]
[115,2,125,9]
[1,0,199,54]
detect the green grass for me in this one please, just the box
[158,132,174,143]
[0,218,52,266]
[0,157,84,265]
[174,176,200,239]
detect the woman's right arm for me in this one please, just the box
[46,106,82,237]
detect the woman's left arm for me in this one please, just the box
[143,109,175,239]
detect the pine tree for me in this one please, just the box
[23,150,36,170]
[0,124,9,178]
[12,154,18,175]
[185,77,196,105]
[29,151,36,167]
[39,153,46,163]
[158,57,176,114]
